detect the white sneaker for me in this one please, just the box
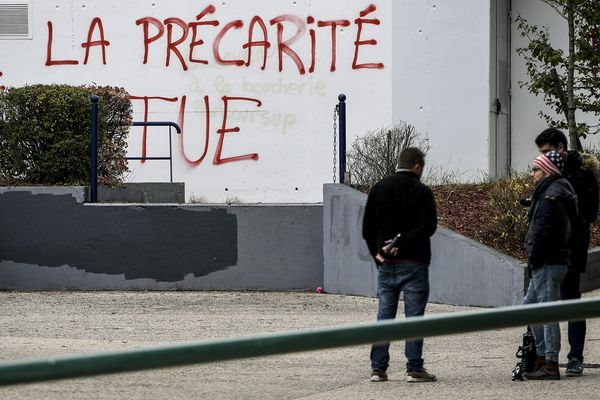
[370,370,388,382]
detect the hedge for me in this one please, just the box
[0,84,132,185]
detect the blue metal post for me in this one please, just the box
[338,94,346,184]
[169,126,173,183]
[90,96,99,203]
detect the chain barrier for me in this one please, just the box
[333,105,338,183]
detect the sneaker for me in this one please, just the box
[406,369,437,382]
[370,370,388,382]
[565,358,584,377]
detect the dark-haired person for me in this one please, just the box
[362,147,437,383]
[535,127,599,376]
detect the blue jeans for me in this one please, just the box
[371,262,430,372]
[523,264,568,362]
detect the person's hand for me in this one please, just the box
[382,239,398,256]
[520,198,532,207]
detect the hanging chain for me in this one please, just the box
[333,105,338,183]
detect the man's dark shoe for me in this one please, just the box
[525,360,560,380]
[565,358,584,377]
[406,368,437,382]
[370,370,388,382]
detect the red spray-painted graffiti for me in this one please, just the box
[131,95,262,166]
[0,71,4,91]
[46,18,110,65]
[129,95,178,162]
[82,17,110,65]
[213,96,261,165]
[44,4,384,72]
[26,4,386,170]
[135,4,383,73]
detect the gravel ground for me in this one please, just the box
[0,290,599,399]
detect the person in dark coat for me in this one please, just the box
[362,147,437,383]
[523,150,578,380]
[535,127,599,376]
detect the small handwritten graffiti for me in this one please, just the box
[220,106,296,135]
[214,75,232,95]
[258,111,296,135]
[242,76,326,97]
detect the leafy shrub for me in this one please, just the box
[347,122,430,191]
[486,175,531,257]
[0,84,132,185]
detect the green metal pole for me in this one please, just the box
[0,297,599,386]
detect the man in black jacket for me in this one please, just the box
[535,128,599,376]
[362,147,437,383]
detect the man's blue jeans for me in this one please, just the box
[371,262,430,372]
[523,263,568,362]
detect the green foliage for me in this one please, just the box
[486,175,532,257]
[347,122,430,191]
[516,1,600,143]
[0,84,132,185]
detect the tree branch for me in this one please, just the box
[550,68,569,120]
[541,0,568,19]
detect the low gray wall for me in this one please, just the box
[323,184,377,297]
[324,184,600,307]
[582,248,600,293]
[0,187,322,290]
[98,183,185,203]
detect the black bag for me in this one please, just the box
[511,327,537,381]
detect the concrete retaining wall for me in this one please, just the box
[324,184,600,307]
[3,184,598,303]
[582,248,600,293]
[98,183,186,204]
[0,187,322,290]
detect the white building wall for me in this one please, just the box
[393,0,492,182]
[1,1,496,202]
[511,1,600,172]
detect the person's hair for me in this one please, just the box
[535,127,568,148]
[397,147,425,169]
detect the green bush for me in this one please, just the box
[0,84,132,185]
[486,175,531,257]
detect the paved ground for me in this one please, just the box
[0,289,599,399]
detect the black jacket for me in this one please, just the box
[525,175,577,270]
[563,151,599,272]
[362,171,437,266]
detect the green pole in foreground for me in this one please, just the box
[0,297,599,386]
